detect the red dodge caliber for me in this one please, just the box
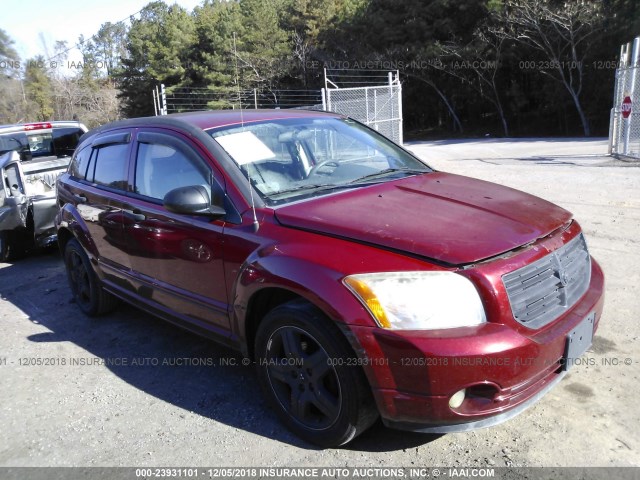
[56,110,604,446]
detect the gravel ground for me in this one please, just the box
[0,137,638,469]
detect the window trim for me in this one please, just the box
[92,132,131,148]
[132,132,212,204]
[129,129,241,224]
[73,130,134,193]
[88,143,130,190]
[68,145,93,180]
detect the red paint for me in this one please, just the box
[56,110,605,433]
[275,172,572,265]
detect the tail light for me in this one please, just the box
[24,123,52,131]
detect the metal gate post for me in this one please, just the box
[160,84,168,116]
[608,109,614,155]
[623,37,640,156]
[365,87,370,124]
[153,88,158,116]
[398,81,404,145]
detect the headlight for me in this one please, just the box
[343,271,486,330]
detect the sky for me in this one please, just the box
[1,0,204,65]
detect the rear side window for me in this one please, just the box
[86,143,129,190]
[68,146,92,179]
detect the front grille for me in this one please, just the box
[502,233,591,329]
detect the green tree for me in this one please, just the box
[76,35,102,88]
[282,0,367,86]
[235,0,291,94]
[187,0,293,107]
[94,22,128,78]
[0,28,20,78]
[0,29,26,123]
[117,1,195,117]
[326,0,489,134]
[187,1,243,89]
[24,56,54,120]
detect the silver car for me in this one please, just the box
[0,121,87,261]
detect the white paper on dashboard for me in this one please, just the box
[214,131,276,165]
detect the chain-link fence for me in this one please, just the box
[325,85,402,145]
[153,70,403,144]
[324,70,403,145]
[155,86,324,114]
[610,37,640,160]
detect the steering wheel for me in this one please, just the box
[308,160,339,177]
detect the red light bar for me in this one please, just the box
[24,123,52,131]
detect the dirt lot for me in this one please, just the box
[0,138,638,468]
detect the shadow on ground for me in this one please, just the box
[0,251,441,452]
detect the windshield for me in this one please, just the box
[207,117,431,205]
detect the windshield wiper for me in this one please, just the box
[349,168,429,184]
[269,183,358,199]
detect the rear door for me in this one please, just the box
[63,131,135,287]
[122,129,231,334]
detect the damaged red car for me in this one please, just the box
[55,110,604,447]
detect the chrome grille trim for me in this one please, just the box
[502,233,591,329]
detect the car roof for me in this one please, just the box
[77,110,344,209]
[84,109,343,137]
[168,109,343,130]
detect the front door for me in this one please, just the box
[64,134,135,288]
[123,130,230,334]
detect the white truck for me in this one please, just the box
[0,121,87,261]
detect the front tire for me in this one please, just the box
[63,238,119,316]
[255,300,378,447]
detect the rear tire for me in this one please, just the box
[255,299,378,447]
[0,231,23,262]
[0,231,9,262]
[63,238,119,316]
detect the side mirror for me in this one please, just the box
[163,185,226,218]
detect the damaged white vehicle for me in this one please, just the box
[0,122,87,261]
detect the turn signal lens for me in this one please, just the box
[344,277,391,328]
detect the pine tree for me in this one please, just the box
[24,56,54,121]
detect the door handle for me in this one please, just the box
[73,193,87,204]
[123,209,146,221]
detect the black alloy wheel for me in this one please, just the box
[255,300,378,447]
[64,238,119,316]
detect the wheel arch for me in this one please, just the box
[57,225,74,252]
[56,203,98,259]
[243,287,307,360]
[251,291,380,446]
[232,253,377,361]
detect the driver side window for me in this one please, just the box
[134,139,210,202]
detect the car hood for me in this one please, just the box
[273,172,572,265]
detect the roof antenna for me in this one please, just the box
[233,32,259,232]
[233,32,245,128]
